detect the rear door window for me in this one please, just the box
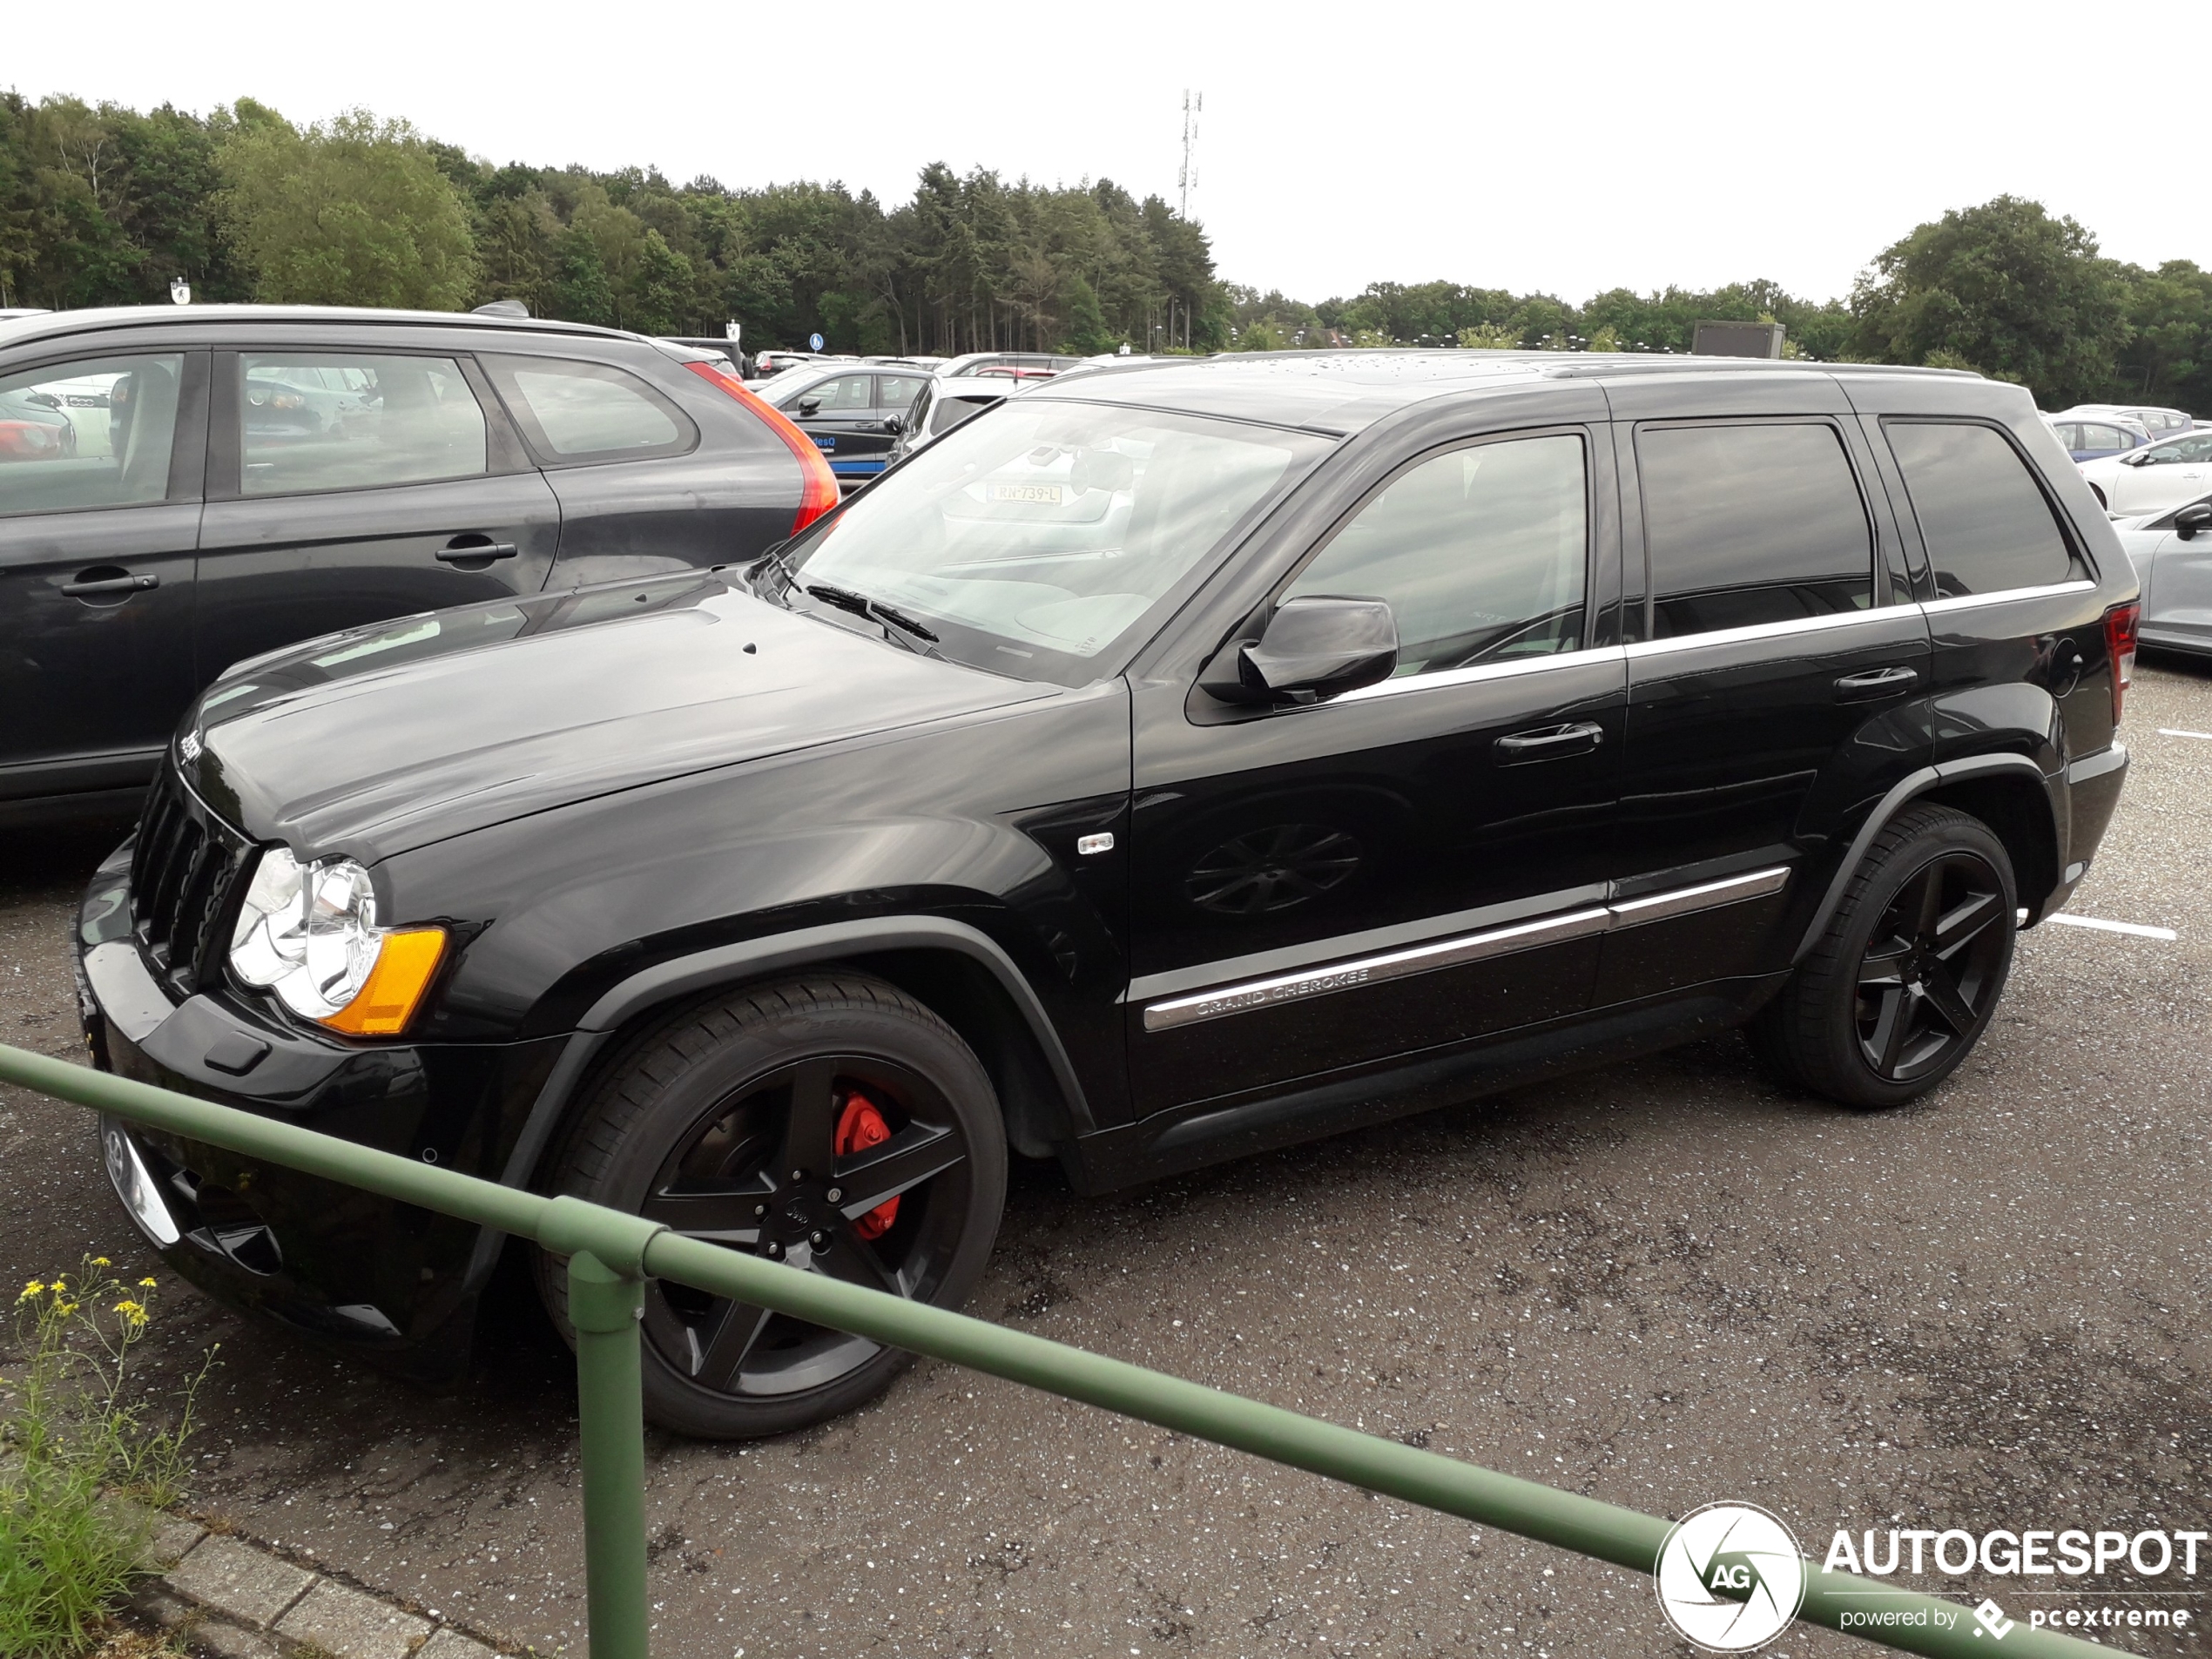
[1883,421,2078,597]
[239,353,486,496]
[480,355,695,464]
[0,354,187,516]
[1637,421,1873,637]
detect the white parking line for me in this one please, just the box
[2155,728,2212,741]
[2045,914,2179,941]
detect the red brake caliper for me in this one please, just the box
[833,1089,900,1241]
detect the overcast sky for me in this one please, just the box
[12,1,2195,306]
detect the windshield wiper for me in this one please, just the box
[751,544,800,597]
[804,582,943,656]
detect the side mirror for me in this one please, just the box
[797,398,822,417]
[1199,596,1398,706]
[882,415,903,436]
[2175,502,2212,541]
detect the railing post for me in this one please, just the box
[567,1250,651,1659]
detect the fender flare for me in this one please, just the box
[492,915,1095,1204]
[1791,753,2060,967]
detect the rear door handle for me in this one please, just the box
[61,572,159,597]
[1494,721,1605,762]
[1834,665,1920,702]
[436,539,519,564]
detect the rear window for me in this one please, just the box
[481,355,695,463]
[1637,421,1873,637]
[1884,421,2078,597]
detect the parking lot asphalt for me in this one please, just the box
[4,660,2209,1658]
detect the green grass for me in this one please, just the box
[0,1258,211,1659]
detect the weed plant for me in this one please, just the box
[0,1258,212,1658]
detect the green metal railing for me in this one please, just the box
[0,1042,2101,1657]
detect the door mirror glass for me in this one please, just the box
[881,415,903,436]
[1202,596,1398,706]
[2175,502,2212,541]
[797,398,822,417]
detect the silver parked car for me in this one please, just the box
[2115,493,2212,657]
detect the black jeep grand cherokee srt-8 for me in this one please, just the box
[81,353,2136,1436]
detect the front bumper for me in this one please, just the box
[77,845,567,1380]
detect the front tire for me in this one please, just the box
[535,973,1007,1438]
[1750,806,2016,1109]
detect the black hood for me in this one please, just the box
[179,570,1049,862]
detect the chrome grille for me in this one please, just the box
[130,765,255,997]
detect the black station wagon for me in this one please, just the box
[0,306,835,826]
[80,351,2136,1436]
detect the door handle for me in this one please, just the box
[436,540,519,564]
[1494,721,1605,762]
[61,572,159,597]
[1834,665,1920,702]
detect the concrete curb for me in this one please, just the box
[118,1498,505,1659]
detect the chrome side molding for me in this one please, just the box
[1141,867,1790,1033]
[1608,866,1789,928]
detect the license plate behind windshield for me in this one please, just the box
[991,482,1063,504]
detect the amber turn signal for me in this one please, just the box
[317,927,447,1037]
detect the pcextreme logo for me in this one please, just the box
[1656,1502,1809,1652]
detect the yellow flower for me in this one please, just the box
[56,1301,79,1316]
[18,1280,44,1300]
[91,1257,111,1267]
[139,1278,158,1288]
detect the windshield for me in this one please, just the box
[779,397,1331,683]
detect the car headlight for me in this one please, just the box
[228,847,445,1036]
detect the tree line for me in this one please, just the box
[3,91,2208,412]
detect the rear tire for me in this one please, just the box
[535,972,1007,1438]
[1750,806,2016,1109]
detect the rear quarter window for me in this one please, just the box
[1883,421,2081,597]
[480,354,696,464]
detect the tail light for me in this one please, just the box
[2104,602,2139,726]
[681,359,840,536]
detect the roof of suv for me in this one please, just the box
[1030,348,1985,435]
[0,304,636,353]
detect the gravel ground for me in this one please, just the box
[4,660,2209,1658]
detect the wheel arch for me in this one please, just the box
[1792,754,2061,966]
[495,918,1093,1205]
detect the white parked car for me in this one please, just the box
[2080,427,2212,516]
[2060,401,2194,439]
[2115,494,2212,657]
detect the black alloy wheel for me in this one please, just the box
[1852,851,2010,1084]
[536,974,1006,1437]
[1749,804,2017,1109]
